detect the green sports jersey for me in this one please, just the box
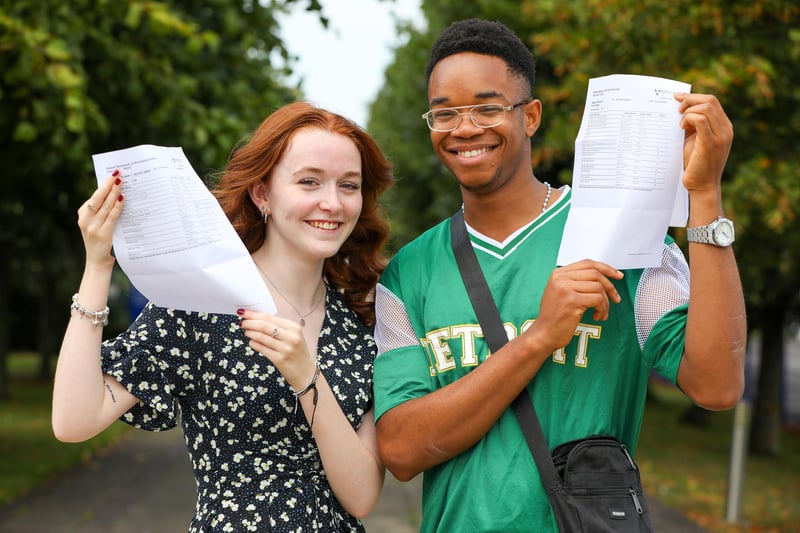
[374,186,690,532]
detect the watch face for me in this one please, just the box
[713,219,735,246]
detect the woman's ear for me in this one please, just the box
[248,181,270,215]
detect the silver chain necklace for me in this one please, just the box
[255,263,326,326]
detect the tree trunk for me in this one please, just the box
[37,274,56,380]
[0,262,9,400]
[749,306,785,456]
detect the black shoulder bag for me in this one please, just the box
[450,210,655,532]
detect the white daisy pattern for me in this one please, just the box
[101,286,372,532]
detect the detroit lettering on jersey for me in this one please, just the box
[421,319,603,376]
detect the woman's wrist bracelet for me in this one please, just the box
[70,293,110,327]
[293,365,321,429]
[293,365,321,399]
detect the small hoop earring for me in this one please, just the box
[262,209,269,225]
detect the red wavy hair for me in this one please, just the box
[212,102,393,326]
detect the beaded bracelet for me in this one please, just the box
[70,293,110,327]
[293,365,321,429]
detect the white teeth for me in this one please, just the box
[457,147,490,158]
[311,221,338,230]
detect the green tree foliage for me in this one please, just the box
[0,0,314,395]
[369,28,452,252]
[370,0,800,453]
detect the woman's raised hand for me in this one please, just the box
[78,170,124,268]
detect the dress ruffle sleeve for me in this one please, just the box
[101,302,197,431]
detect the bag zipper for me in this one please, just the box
[572,486,644,515]
[629,488,643,514]
[620,443,638,471]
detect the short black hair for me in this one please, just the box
[426,19,536,95]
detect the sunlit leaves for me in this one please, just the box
[12,121,36,142]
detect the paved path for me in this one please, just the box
[0,428,708,532]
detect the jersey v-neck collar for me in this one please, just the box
[464,186,571,260]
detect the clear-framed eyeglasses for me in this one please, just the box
[421,100,531,132]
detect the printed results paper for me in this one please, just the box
[92,144,275,315]
[557,74,691,269]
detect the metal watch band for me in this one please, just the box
[686,225,712,244]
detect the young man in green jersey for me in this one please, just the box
[372,18,746,532]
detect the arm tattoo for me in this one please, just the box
[104,380,117,403]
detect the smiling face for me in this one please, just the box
[427,52,542,195]
[253,127,363,262]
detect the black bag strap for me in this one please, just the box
[449,210,563,491]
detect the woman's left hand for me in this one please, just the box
[236,310,317,389]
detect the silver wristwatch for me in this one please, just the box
[686,216,735,247]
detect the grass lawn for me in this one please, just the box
[0,352,131,504]
[1,353,798,532]
[638,381,800,533]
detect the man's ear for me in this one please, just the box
[524,99,543,137]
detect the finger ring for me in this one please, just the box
[87,203,98,212]
[270,327,279,338]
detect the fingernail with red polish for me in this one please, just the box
[118,194,124,201]
[112,169,120,177]
[115,177,121,185]
[236,308,245,316]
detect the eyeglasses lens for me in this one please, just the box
[427,104,506,131]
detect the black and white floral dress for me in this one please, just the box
[101,285,374,532]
